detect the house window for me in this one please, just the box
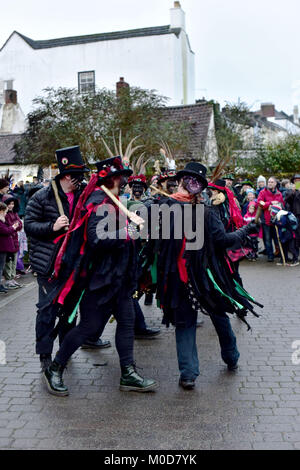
[78,71,95,94]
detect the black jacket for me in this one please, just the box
[24,177,81,276]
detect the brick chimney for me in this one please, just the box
[260,103,275,118]
[170,1,186,31]
[293,105,299,125]
[116,77,129,97]
[5,89,17,105]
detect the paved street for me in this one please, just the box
[0,258,300,450]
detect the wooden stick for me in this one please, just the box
[150,184,170,198]
[100,184,144,224]
[51,180,68,231]
[275,225,286,266]
[255,205,262,224]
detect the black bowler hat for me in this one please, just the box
[176,161,208,189]
[55,146,89,176]
[96,156,132,181]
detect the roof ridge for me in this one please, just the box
[13,25,173,50]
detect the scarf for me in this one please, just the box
[170,192,194,203]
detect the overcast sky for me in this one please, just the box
[1,0,299,114]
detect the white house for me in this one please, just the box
[0,2,195,117]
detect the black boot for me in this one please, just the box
[144,292,153,306]
[120,364,158,392]
[40,353,52,372]
[43,360,69,396]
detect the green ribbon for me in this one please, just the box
[151,253,158,284]
[68,289,85,324]
[233,279,256,302]
[207,268,243,310]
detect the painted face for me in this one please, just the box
[166,180,178,194]
[183,176,204,195]
[70,172,84,189]
[132,183,144,198]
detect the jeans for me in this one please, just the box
[4,252,17,281]
[36,275,76,355]
[175,312,240,380]
[55,286,135,368]
[262,224,277,259]
[209,312,240,367]
[175,325,200,380]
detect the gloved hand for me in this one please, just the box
[244,221,260,234]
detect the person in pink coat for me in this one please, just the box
[1,194,23,289]
[257,176,284,262]
[0,202,19,293]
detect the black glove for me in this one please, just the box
[244,221,260,234]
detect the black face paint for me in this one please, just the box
[70,172,84,189]
[132,183,144,198]
[166,180,178,194]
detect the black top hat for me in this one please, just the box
[96,156,132,181]
[56,146,89,176]
[176,162,208,189]
[208,179,226,189]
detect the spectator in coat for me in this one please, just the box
[257,176,284,262]
[0,202,19,294]
[13,181,28,218]
[0,179,10,202]
[1,194,23,289]
[256,175,266,197]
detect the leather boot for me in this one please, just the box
[120,364,158,392]
[40,353,52,372]
[43,360,69,396]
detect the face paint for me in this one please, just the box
[166,180,178,194]
[70,172,84,189]
[132,183,144,198]
[183,176,204,195]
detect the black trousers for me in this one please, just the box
[55,286,135,367]
[36,275,76,355]
[88,297,147,342]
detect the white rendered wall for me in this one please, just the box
[0,31,195,115]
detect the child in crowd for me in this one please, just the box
[0,202,19,293]
[1,194,23,289]
[243,201,259,260]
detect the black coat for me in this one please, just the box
[156,200,261,328]
[85,190,138,304]
[24,177,81,276]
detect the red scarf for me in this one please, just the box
[170,192,194,203]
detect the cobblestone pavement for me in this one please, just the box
[0,258,300,450]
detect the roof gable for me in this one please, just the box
[160,102,214,160]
